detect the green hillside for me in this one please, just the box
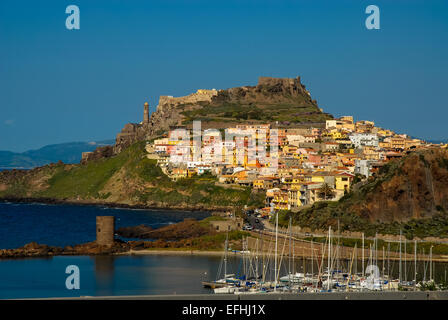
[180,101,331,125]
[0,141,265,210]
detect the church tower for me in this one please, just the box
[143,102,150,124]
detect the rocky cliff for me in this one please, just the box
[348,148,448,223]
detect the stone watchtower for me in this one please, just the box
[143,102,150,124]
[96,216,115,246]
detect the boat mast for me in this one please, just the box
[382,246,385,281]
[375,233,378,276]
[430,245,433,282]
[255,237,259,284]
[327,226,331,291]
[387,242,390,281]
[289,217,292,288]
[242,237,246,280]
[224,232,228,279]
[292,224,295,276]
[404,236,407,282]
[311,239,314,286]
[261,228,265,284]
[337,219,340,274]
[362,233,365,278]
[399,229,402,283]
[423,248,426,282]
[274,211,278,292]
[414,239,417,290]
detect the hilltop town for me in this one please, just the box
[1,77,447,236]
[148,113,448,217]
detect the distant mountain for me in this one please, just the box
[410,136,447,144]
[427,139,448,144]
[0,140,115,169]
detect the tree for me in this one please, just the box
[318,183,335,200]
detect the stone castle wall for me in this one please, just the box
[158,89,218,109]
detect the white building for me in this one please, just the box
[286,134,305,146]
[354,159,373,178]
[326,120,337,129]
[349,133,379,148]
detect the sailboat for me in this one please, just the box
[202,232,241,291]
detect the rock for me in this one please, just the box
[81,145,114,164]
[116,224,153,238]
[346,148,448,223]
[0,241,132,258]
[117,219,211,241]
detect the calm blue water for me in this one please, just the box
[0,202,210,249]
[1,203,448,299]
[0,202,221,298]
[0,254,247,299]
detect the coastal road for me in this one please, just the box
[245,214,265,231]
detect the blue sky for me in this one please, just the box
[0,0,447,152]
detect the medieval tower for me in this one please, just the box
[96,216,115,246]
[143,102,150,124]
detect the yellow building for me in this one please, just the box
[335,172,354,192]
[339,116,354,123]
[292,175,305,185]
[379,141,391,149]
[308,174,326,183]
[405,139,422,149]
[282,145,298,155]
[390,137,406,150]
[293,153,306,161]
[187,169,197,178]
[253,180,264,189]
[288,189,304,208]
[327,131,346,140]
[272,190,289,210]
[171,168,188,181]
[253,178,274,190]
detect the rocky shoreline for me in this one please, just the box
[0,241,130,258]
[0,197,228,213]
[0,216,228,259]
[0,238,213,259]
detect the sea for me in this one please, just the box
[0,202,223,299]
[0,202,448,299]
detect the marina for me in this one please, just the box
[202,214,448,295]
[1,204,448,299]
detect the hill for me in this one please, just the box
[114,76,333,152]
[179,77,331,126]
[0,141,265,211]
[0,140,114,169]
